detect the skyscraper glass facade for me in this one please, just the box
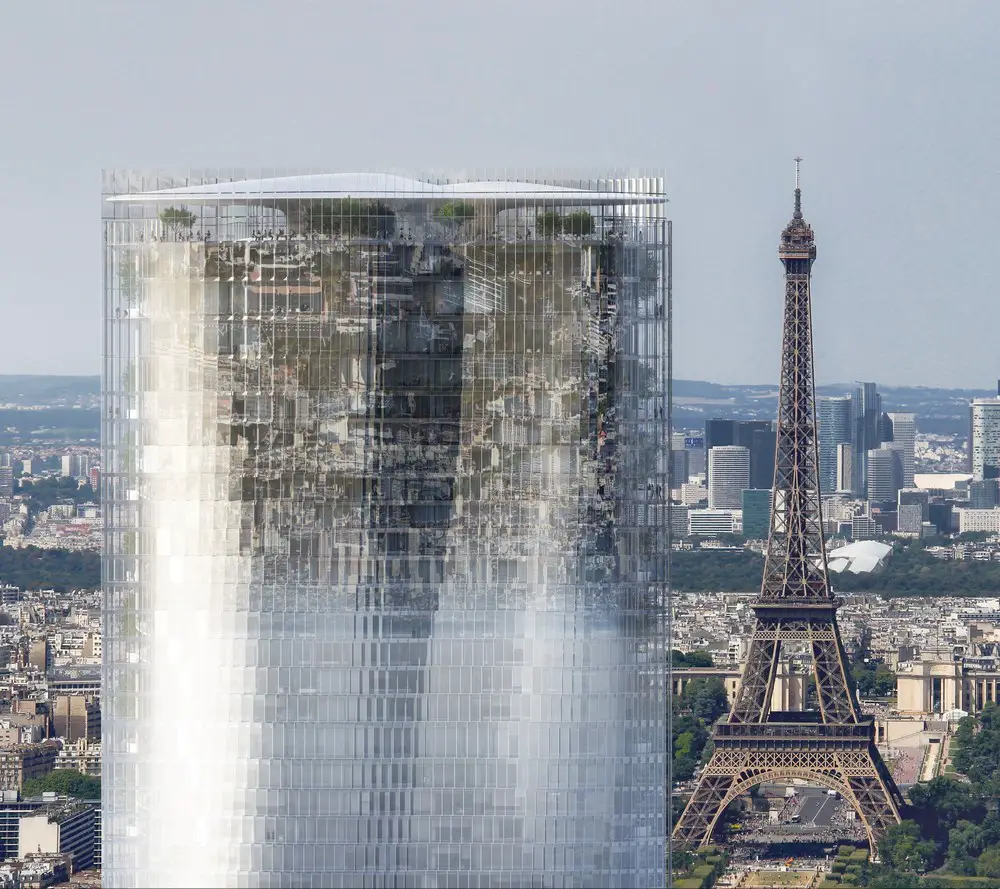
[101,171,670,888]
[817,396,852,496]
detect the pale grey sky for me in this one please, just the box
[0,0,996,387]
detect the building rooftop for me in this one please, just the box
[828,540,893,574]
[107,172,667,205]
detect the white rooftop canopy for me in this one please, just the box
[108,172,666,205]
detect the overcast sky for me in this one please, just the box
[0,0,996,387]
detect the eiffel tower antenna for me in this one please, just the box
[793,157,803,217]
[673,163,905,855]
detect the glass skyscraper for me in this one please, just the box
[102,172,670,888]
[817,396,852,495]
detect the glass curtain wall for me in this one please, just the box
[102,171,670,889]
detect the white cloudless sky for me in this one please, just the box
[0,0,997,386]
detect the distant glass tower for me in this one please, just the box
[852,382,882,496]
[817,396,852,495]
[884,412,916,489]
[101,171,670,888]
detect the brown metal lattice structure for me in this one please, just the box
[673,161,905,852]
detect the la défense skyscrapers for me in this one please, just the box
[101,171,670,888]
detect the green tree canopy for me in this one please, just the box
[878,820,938,872]
[536,211,562,236]
[682,677,729,724]
[947,820,988,875]
[977,844,1000,879]
[434,201,476,222]
[672,649,715,668]
[159,206,196,232]
[0,546,100,592]
[23,769,100,800]
[304,199,396,238]
[563,210,595,236]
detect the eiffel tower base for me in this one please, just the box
[673,715,905,853]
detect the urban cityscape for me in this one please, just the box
[2,3,1000,888]
[0,169,991,887]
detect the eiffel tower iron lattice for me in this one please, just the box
[673,160,905,853]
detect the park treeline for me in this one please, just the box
[0,546,100,592]
[670,542,1000,598]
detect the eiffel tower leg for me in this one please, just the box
[729,625,780,723]
[672,750,734,848]
[673,740,904,854]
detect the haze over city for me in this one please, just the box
[1,0,999,386]
[1,3,1000,888]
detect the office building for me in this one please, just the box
[52,696,101,744]
[928,502,954,535]
[969,479,1000,509]
[669,448,689,488]
[685,435,706,476]
[898,503,924,535]
[19,801,97,872]
[852,382,882,496]
[708,446,750,509]
[817,396,852,495]
[103,171,670,888]
[741,488,772,540]
[679,482,708,506]
[957,508,1000,534]
[0,467,12,500]
[851,514,879,540]
[971,398,1000,481]
[835,442,853,493]
[704,420,770,488]
[884,413,916,489]
[748,426,776,490]
[897,489,930,535]
[669,504,690,537]
[0,744,57,793]
[704,419,737,453]
[867,444,902,506]
[688,509,735,536]
[61,455,92,479]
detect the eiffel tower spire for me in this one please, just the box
[673,160,905,854]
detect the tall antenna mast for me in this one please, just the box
[793,156,803,218]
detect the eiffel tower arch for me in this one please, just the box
[673,160,905,853]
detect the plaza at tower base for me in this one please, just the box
[101,171,671,888]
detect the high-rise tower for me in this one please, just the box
[817,396,852,494]
[673,161,904,853]
[852,382,882,496]
[102,171,670,888]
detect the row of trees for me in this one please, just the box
[670,541,1000,598]
[535,210,595,236]
[864,705,1000,885]
[23,769,100,800]
[15,476,96,511]
[0,546,100,592]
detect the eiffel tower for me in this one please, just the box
[673,160,905,853]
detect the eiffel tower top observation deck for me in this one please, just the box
[759,158,830,608]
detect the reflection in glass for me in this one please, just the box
[102,172,670,888]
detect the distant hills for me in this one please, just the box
[0,375,98,404]
[0,375,984,438]
[673,380,990,435]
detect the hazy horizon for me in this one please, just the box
[1,0,998,387]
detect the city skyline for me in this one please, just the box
[3,1,1000,386]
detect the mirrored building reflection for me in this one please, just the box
[101,172,670,888]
